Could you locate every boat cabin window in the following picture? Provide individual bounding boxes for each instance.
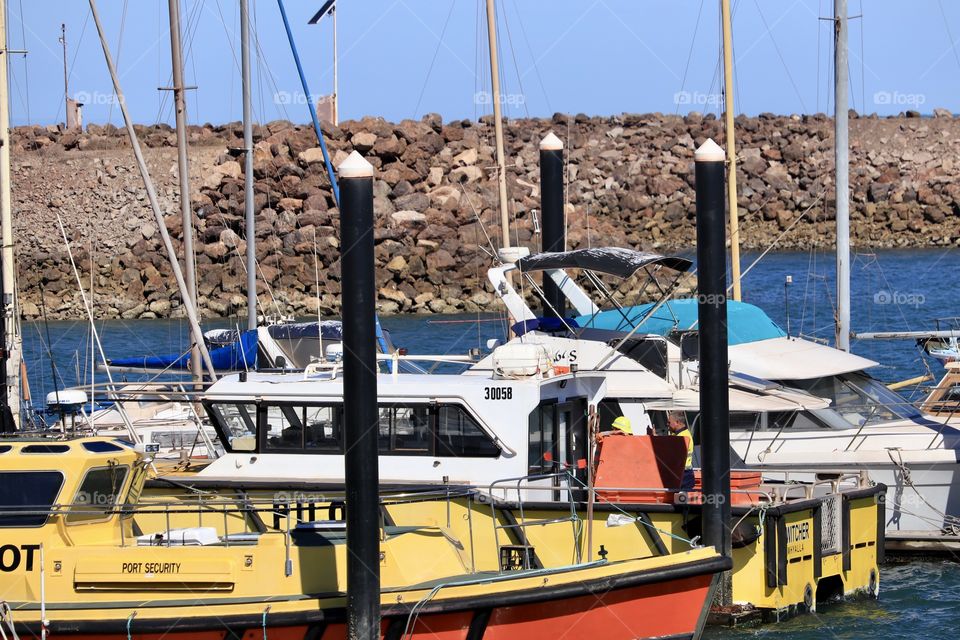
[436,405,499,457]
[788,372,922,428]
[207,400,499,458]
[207,402,257,451]
[379,405,431,454]
[657,410,830,432]
[528,402,558,474]
[67,465,129,523]
[264,405,342,452]
[0,471,64,527]
[149,430,194,451]
[528,398,590,487]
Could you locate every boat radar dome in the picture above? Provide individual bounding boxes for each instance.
[694,138,725,162]
[45,389,88,409]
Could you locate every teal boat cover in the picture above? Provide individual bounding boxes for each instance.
[575,299,786,346]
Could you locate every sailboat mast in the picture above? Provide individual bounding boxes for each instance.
[484,0,511,249]
[88,0,217,379]
[332,4,338,126]
[721,0,742,301]
[0,0,20,428]
[834,0,850,351]
[167,0,202,383]
[61,24,68,107]
[240,0,256,331]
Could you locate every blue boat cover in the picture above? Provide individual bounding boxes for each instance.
[511,317,581,337]
[575,299,786,346]
[109,329,259,371]
[267,320,343,341]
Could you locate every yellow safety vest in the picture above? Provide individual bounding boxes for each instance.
[677,428,693,470]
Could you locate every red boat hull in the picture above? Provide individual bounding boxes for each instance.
[22,569,713,640]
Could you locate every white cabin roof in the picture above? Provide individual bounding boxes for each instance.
[204,370,603,402]
[729,337,877,381]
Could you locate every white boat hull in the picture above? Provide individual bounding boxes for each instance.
[726,421,960,547]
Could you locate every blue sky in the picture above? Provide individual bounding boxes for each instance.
[8,0,960,127]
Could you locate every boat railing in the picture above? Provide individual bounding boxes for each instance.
[486,472,582,571]
[748,469,871,500]
[302,352,478,381]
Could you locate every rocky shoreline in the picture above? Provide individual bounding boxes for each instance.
[10,111,960,320]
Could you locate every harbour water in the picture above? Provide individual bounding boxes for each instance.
[19,248,960,637]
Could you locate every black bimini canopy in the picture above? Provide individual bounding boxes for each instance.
[516,247,692,279]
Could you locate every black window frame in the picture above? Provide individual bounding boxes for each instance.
[0,470,65,528]
[260,402,345,454]
[378,403,434,456]
[67,464,130,524]
[204,400,258,452]
[207,399,500,458]
[434,404,501,458]
[528,399,559,475]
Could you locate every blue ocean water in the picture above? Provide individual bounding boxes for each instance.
[24,249,957,396]
[17,248,960,637]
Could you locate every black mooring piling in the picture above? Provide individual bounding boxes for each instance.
[338,150,381,640]
[539,131,566,318]
[694,139,732,560]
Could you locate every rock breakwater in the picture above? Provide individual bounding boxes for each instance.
[10,110,960,320]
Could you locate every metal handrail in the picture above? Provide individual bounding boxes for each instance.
[487,471,582,571]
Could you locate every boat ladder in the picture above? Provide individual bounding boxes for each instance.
[487,471,582,571]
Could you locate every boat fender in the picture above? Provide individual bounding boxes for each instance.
[731,521,762,549]
[681,516,760,549]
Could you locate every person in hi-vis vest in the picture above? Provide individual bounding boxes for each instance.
[668,412,695,491]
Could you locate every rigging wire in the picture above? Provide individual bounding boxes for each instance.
[860,0,872,111]
[11,0,29,124]
[732,0,744,118]
[473,0,482,122]
[153,0,204,125]
[751,0,807,112]
[249,10,290,123]
[253,0,265,125]
[675,0,705,116]
[412,0,456,119]
[499,0,530,119]
[936,0,960,74]
[212,0,239,120]
[510,0,551,114]
[816,0,822,113]
[52,6,90,125]
[107,0,129,124]
[709,4,723,122]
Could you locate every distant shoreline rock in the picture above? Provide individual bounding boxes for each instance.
[11,110,960,320]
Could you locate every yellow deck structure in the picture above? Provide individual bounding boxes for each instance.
[0,437,728,639]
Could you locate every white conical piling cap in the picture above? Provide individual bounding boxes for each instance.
[539,131,564,151]
[337,150,374,178]
[694,138,725,162]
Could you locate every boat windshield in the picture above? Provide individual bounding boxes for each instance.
[790,372,922,428]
